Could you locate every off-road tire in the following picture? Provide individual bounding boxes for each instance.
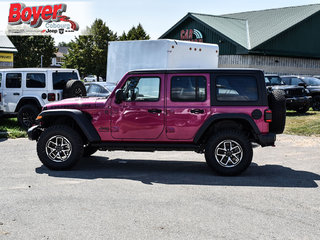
[17,104,39,129]
[83,146,98,157]
[63,80,86,99]
[312,95,320,111]
[37,125,84,170]
[205,129,253,176]
[268,90,286,134]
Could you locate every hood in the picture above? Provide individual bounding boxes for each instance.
[44,97,107,110]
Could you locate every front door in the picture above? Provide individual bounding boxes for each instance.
[166,73,211,140]
[110,74,165,140]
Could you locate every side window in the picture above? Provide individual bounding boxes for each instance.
[88,84,102,94]
[281,77,290,85]
[52,72,79,90]
[6,73,22,88]
[291,78,303,85]
[0,73,2,88]
[26,73,45,88]
[216,76,258,102]
[122,77,160,102]
[171,76,206,102]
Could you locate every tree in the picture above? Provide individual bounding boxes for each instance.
[120,23,150,41]
[9,36,56,67]
[63,19,117,79]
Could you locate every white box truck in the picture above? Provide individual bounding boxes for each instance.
[106,39,219,84]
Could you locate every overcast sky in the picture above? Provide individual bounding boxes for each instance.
[1,0,320,44]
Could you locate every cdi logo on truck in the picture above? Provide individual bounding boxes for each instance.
[8,2,79,34]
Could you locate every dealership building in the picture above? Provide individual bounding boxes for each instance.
[0,35,17,68]
[160,4,320,75]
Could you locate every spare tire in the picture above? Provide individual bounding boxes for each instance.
[268,90,286,134]
[63,80,87,99]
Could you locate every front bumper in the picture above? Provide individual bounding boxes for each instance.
[286,96,311,108]
[27,125,43,141]
[257,133,276,147]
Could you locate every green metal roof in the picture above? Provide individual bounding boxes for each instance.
[162,4,320,51]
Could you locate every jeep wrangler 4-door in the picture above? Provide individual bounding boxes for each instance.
[0,68,86,129]
[28,69,286,176]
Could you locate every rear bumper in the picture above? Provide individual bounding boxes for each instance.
[27,125,42,141]
[257,133,276,147]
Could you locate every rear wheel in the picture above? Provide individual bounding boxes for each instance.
[205,129,253,176]
[37,125,83,170]
[17,104,39,129]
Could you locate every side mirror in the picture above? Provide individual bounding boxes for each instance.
[298,82,307,88]
[115,89,124,104]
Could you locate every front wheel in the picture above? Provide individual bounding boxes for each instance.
[37,125,84,170]
[312,95,320,111]
[205,130,253,176]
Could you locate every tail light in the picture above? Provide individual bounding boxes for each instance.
[264,109,272,123]
[48,93,56,101]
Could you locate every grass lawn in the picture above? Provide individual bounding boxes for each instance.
[284,110,320,137]
[0,118,27,139]
[0,110,320,139]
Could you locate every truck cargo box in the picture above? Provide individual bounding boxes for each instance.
[106,39,219,84]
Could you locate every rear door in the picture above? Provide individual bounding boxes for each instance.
[3,72,23,112]
[166,73,211,140]
[24,71,47,106]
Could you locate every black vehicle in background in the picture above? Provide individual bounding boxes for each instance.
[281,76,320,111]
[265,74,311,113]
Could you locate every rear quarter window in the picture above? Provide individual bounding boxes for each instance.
[215,75,258,102]
[26,73,45,88]
[52,72,79,90]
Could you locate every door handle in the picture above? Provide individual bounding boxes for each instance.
[190,109,205,114]
[13,93,20,96]
[148,109,162,114]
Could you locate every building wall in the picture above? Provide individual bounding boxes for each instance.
[219,55,320,75]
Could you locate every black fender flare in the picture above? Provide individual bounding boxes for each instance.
[38,109,101,142]
[193,113,261,144]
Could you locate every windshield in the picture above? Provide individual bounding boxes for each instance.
[302,77,320,86]
[265,76,284,85]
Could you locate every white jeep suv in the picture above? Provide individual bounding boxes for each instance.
[0,68,86,129]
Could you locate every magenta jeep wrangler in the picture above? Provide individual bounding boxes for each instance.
[28,69,286,175]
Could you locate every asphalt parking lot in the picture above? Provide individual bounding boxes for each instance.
[0,135,320,240]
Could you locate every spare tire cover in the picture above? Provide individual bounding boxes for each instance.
[63,80,87,99]
[268,89,286,134]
